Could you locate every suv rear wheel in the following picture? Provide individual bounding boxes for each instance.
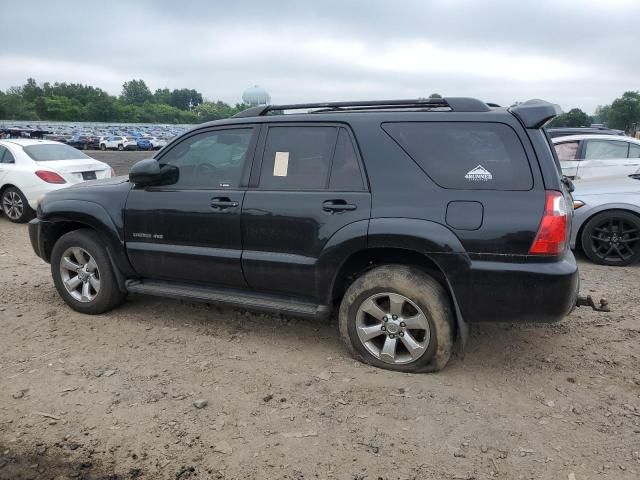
[339,265,454,372]
[51,229,125,314]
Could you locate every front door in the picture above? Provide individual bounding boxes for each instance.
[241,125,371,300]
[124,126,258,287]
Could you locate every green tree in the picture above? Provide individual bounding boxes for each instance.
[169,88,203,110]
[195,101,248,122]
[153,88,171,104]
[35,96,83,121]
[428,93,443,99]
[548,108,591,127]
[22,78,43,103]
[0,88,38,120]
[606,91,640,132]
[121,79,153,105]
[593,105,611,125]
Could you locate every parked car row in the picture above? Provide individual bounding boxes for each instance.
[0,139,114,222]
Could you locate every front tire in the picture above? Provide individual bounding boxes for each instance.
[339,265,454,373]
[1,187,35,223]
[51,229,126,314]
[100,144,106,151]
[580,210,640,266]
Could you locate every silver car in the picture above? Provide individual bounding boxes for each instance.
[554,134,640,180]
[571,174,640,266]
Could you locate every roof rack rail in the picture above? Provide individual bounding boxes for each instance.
[232,97,491,118]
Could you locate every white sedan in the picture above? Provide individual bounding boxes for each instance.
[0,139,114,223]
[553,134,640,180]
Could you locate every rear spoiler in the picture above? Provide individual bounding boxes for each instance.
[509,99,563,129]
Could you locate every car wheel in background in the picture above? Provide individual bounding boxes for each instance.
[338,265,454,373]
[51,229,126,314]
[117,144,124,151]
[1,187,35,223]
[83,143,88,150]
[100,144,106,151]
[580,210,640,266]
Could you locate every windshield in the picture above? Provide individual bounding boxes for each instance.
[23,144,91,161]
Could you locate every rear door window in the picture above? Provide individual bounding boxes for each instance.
[629,144,640,158]
[259,126,337,190]
[584,139,629,160]
[329,128,364,191]
[382,122,532,190]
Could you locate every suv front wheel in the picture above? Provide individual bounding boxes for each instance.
[51,229,125,314]
[339,265,454,373]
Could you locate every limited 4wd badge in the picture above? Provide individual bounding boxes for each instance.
[465,165,493,182]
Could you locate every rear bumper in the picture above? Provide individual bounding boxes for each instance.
[454,250,579,323]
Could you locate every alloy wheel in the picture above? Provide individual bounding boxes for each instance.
[59,247,101,302]
[355,292,431,365]
[589,216,640,264]
[2,191,24,221]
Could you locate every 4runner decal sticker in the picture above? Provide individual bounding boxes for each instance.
[465,165,493,182]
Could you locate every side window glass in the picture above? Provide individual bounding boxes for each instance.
[259,126,336,190]
[554,141,579,161]
[628,144,640,159]
[584,140,629,160]
[329,129,364,190]
[0,146,15,164]
[158,128,254,188]
[382,122,532,191]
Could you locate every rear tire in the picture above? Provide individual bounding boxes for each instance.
[1,187,35,223]
[580,210,640,266]
[339,265,454,373]
[117,144,124,151]
[100,144,106,151]
[51,229,126,314]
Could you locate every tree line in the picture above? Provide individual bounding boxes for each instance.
[541,91,640,132]
[0,78,250,124]
[1,78,639,131]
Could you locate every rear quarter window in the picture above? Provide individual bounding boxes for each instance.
[382,122,533,190]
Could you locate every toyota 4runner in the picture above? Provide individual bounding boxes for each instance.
[29,98,579,372]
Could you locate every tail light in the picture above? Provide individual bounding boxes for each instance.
[110,167,116,177]
[35,170,66,184]
[529,190,568,255]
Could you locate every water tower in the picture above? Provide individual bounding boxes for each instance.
[242,85,271,106]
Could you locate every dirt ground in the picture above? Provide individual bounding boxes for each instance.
[0,155,639,479]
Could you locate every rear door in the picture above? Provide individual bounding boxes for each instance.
[124,126,258,286]
[241,124,370,299]
[577,139,639,179]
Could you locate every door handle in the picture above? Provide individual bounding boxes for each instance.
[322,200,357,213]
[210,197,239,209]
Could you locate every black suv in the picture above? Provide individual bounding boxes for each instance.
[29,98,579,372]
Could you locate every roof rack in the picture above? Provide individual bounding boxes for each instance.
[232,97,492,118]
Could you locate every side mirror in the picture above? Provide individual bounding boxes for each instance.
[129,158,179,187]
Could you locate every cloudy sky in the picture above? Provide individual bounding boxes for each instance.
[1,0,638,113]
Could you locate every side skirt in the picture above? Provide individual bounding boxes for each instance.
[125,279,331,320]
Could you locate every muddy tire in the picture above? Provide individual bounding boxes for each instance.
[339,265,454,373]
